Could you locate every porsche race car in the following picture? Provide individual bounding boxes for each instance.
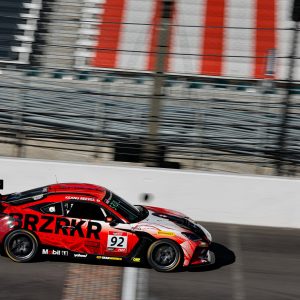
[0,183,213,272]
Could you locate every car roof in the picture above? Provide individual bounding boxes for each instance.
[2,183,107,205]
[49,183,106,194]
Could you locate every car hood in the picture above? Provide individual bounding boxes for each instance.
[133,205,211,242]
[144,205,189,219]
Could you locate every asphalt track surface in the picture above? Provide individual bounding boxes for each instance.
[0,222,300,300]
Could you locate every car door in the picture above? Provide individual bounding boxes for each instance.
[99,207,140,259]
[61,200,105,255]
[26,199,64,248]
[61,200,138,258]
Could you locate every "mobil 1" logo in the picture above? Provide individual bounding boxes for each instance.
[42,249,68,256]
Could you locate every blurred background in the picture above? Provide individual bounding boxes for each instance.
[0,1,300,300]
[0,0,299,177]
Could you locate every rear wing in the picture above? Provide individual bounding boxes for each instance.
[0,180,10,206]
[0,181,10,212]
[0,194,9,212]
[0,179,2,204]
[0,193,6,213]
[0,179,4,202]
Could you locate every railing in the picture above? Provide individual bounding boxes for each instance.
[0,69,299,176]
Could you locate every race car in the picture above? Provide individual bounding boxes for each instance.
[0,183,213,272]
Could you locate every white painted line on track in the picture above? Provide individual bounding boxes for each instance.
[229,225,246,300]
[136,268,149,300]
[121,267,138,300]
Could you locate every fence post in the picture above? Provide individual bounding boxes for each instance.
[15,75,26,157]
[93,100,104,159]
[276,22,299,175]
[147,0,174,166]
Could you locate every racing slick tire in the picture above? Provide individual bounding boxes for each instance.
[4,230,39,263]
[147,239,183,272]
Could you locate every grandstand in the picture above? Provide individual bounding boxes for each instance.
[0,0,42,64]
[0,0,297,78]
[0,0,299,176]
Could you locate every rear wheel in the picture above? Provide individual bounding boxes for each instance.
[4,230,38,262]
[147,239,182,272]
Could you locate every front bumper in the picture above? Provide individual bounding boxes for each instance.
[189,248,215,266]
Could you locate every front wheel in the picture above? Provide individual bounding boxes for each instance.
[147,239,182,272]
[4,230,38,262]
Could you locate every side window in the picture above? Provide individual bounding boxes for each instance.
[41,203,63,215]
[100,206,122,223]
[63,201,106,221]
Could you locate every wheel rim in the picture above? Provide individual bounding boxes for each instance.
[152,243,179,269]
[8,234,35,260]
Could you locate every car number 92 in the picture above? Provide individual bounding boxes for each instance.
[107,234,128,249]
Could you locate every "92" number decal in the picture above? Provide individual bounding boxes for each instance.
[107,234,128,249]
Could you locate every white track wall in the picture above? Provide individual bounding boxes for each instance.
[0,157,299,228]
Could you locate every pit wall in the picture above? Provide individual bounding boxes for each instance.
[0,157,299,229]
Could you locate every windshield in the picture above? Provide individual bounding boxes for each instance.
[103,190,141,223]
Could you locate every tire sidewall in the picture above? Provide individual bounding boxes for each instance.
[147,239,183,272]
[4,229,38,263]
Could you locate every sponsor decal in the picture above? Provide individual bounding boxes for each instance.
[85,241,100,248]
[134,225,157,231]
[33,194,43,201]
[132,257,141,263]
[65,196,95,202]
[107,232,128,251]
[157,230,175,236]
[133,226,142,231]
[9,213,102,240]
[42,249,68,256]
[113,248,126,253]
[103,194,112,205]
[74,253,88,258]
[96,256,122,261]
[48,206,56,213]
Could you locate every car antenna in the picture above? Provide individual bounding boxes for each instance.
[55,175,59,184]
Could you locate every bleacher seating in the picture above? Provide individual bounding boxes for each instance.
[0,0,298,81]
[0,0,42,64]
[74,0,296,81]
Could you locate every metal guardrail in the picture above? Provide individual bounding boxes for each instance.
[0,69,299,175]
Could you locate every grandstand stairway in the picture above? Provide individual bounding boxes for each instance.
[32,0,82,68]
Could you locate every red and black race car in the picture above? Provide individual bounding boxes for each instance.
[0,183,213,272]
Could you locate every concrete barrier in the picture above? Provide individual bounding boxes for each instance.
[0,157,299,228]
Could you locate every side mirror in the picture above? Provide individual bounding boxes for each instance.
[106,217,118,227]
[110,219,118,227]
